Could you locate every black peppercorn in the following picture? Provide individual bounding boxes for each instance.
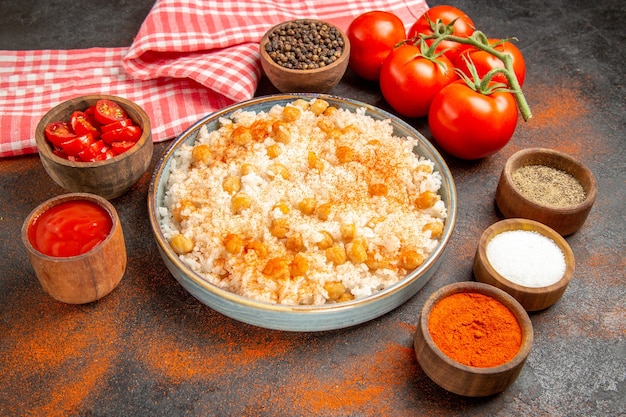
[264,20,345,70]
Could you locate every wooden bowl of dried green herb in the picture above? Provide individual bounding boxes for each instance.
[495,148,597,236]
[260,19,350,93]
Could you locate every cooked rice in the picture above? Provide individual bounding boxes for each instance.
[159,98,447,305]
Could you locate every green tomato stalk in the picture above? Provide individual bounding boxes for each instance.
[416,21,532,121]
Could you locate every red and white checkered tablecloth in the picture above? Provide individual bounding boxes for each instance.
[0,0,428,158]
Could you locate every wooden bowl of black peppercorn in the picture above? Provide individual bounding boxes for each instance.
[260,19,350,93]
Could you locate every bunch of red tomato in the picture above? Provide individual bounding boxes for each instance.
[347,5,528,160]
[44,99,142,162]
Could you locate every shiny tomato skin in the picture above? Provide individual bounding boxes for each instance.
[408,5,475,62]
[428,80,518,160]
[59,133,96,157]
[101,118,133,133]
[44,121,77,147]
[347,11,407,81]
[70,111,100,138]
[380,44,457,118]
[94,99,128,125]
[101,125,142,145]
[110,141,137,155]
[454,38,526,86]
[77,139,106,162]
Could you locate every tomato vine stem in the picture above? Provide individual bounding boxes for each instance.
[414,26,532,121]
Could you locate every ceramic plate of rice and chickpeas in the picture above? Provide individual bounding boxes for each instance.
[148,94,457,331]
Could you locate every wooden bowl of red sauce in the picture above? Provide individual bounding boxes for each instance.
[35,95,153,200]
[495,148,597,236]
[21,193,127,304]
[414,282,533,397]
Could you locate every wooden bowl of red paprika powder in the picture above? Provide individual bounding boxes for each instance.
[414,282,533,397]
[21,193,127,304]
[495,148,597,236]
[35,94,153,200]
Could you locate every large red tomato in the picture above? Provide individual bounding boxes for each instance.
[346,11,407,81]
[454,38,526,86]
[408,5,475,62]
[380,44,457,118]
[428,80,518,160]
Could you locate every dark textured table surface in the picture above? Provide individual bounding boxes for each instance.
[1,1,624,416]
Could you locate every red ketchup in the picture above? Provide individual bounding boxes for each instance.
[28,200,113,257]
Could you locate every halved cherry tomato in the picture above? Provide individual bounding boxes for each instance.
[77,139,106,162]
[101,118,134,133]
[70,111,100,138]
[60,133,96,157]
[94,99,128,125]
[101,125,142,144]
[110,141,137,155]
[44,121,77,147]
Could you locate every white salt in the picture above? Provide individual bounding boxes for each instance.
[486,230,566,288]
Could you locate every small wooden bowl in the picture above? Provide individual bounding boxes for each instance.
[21,193,127,304]
[260,19,350,93]
[35,95,153,200]
[473,218,575,311]
[414,282,533,397]
[495,148,597,235]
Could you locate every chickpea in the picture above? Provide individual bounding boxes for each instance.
[222,175,241,194]
[340,223,356,241]
[262,257,290,280]
[172,199,196,223]
[272,120,291,144]
[245,240,268,258]
[365,251,389,271]
[290,253,309,277]
[240,163,257,175]
[191,144,212,164]
[414,190,440,209]
[270,218,289,238]
[316,231,334,250]
[266,144,282,159]
[273,201,290,214]
[291,99,310,110]
[347,237,368,264]
[368,183,388,197]
[286,232,305,252]
[423,220,444,238]
[223,233,243,254]
[324,281,347,302]
[270,163,290,180]
[398,249,424,270]
[307,151,324,171]
[232,125,252,146]
[317,119,335,134]
[282,105,302,122]
[310,99,329,116]
[367,139,381,147]
[170,234,194,255]
[231,192,251,213]
[250,119,270,141]
[315,202,332,220]
[322,106,337,116]
[336,146,354,163]
[325,244,347,266]
[415,164,433,174]
[298,197,317,215]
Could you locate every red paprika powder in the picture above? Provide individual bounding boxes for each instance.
[428,292,522,368]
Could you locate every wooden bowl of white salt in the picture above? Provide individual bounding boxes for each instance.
[495,148,597,236]
[473,218,575,311]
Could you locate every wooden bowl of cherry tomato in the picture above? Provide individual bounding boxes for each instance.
[35,95,153,200]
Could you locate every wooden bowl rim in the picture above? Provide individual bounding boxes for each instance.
[259,18,351,76]
[35,94,151,168]
[21,192,120,261]
[419,281,533,374]
[476,218,575,294]
[502,147,598,214]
